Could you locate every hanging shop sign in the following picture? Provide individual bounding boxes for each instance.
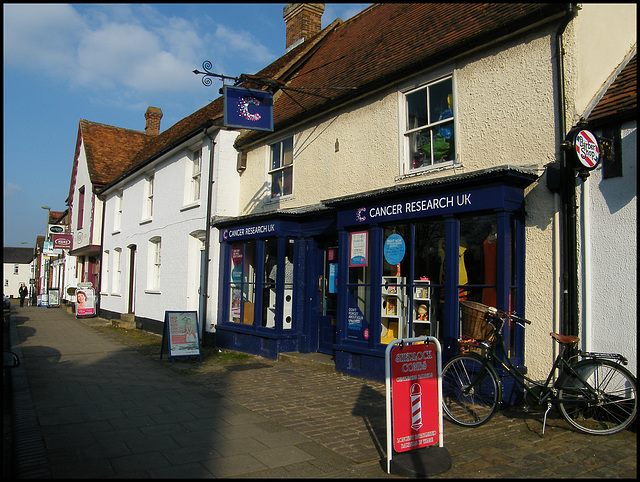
[52,233,73,250]
[48,224,66,235]
[565,127,601,171]
[223,86,274,131]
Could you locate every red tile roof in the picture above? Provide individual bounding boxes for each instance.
[79,120,150,186]
[588,54,636,126]
[236,3,568,147]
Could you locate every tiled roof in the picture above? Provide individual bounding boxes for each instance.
[588,54,637,126]
[79,120,151,186]
[3,247,35,264]
[236,3,568,146]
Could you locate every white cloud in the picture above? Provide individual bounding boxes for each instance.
[2,4,275,94]
[3,183,22,198]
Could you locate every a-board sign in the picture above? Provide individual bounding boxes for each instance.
[75,287,96,317]
[390,342,439,452]
[161,311,202,362]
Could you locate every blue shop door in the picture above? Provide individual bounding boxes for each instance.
[313,238,338,354]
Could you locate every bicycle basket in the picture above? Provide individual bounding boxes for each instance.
[460,301,495,342]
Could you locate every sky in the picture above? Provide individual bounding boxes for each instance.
[3,3,370,249]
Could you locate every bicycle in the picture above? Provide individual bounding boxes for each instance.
[441,302,637,435]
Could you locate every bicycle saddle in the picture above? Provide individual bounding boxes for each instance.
[550,332,580,344]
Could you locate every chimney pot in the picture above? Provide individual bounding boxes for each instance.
[283,3,324,51]
[145,106,163,136]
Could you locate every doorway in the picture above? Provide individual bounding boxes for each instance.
[315,237,338,354]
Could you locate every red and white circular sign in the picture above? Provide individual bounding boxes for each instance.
[573,129,601,170]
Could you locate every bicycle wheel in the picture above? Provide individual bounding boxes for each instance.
[441,354,501,427]
[557,359,637,435]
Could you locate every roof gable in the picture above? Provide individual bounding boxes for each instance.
[588,53,637,126]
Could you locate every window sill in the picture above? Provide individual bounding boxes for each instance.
[180,200,201,212]
[396,161,460,182]
[264,194,295,205]
[145,289,161,294]
[111,229,121,235]
[140,217,152,225]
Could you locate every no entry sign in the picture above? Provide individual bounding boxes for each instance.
[390,342,439,452]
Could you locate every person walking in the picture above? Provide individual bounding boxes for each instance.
[19,283,28,307]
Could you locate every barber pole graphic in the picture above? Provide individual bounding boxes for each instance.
[410,383,423,431]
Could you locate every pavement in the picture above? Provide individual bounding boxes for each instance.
[5,305,637,478]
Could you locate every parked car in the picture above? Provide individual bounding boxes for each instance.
[3,294,10,310]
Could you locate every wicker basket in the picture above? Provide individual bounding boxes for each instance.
[460,301,495,342]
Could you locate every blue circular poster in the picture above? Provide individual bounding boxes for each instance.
[384,234,406,265]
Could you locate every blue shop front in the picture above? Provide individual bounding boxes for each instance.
[214,167,537,387]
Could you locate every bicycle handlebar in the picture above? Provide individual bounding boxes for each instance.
[487,307,532,325]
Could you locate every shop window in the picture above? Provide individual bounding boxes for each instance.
[347,230,371,342]
[262,238,295,329]
[229,241,256,324]
[404,76,455,171]
[269,136,293,199]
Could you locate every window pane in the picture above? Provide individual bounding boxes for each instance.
[407,89,427,129]
[434,122,454,163]
[282,137,293,166]
[282,167,292,196]
[271,171,282,198]
[429,78,453,124]
[271,142,281,170]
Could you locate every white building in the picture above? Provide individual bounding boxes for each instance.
[98,100,241,340]
[3,247,34,303]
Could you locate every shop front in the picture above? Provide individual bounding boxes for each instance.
[214,167,538,386]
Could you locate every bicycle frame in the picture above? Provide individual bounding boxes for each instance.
[479,313,605,410]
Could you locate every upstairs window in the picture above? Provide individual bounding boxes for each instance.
[144,174,154,219]
[77,186,85,229]
[404,76,455,171]
[269,136,293,199]
[113,191,122,232]
[189,147,202,203]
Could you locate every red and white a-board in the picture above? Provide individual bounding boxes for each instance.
[385,336,449,476]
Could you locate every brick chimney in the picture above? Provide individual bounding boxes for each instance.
[145,106,163,136]
[283,3,324,51]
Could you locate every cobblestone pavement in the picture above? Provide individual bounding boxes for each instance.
[7,306,637,478]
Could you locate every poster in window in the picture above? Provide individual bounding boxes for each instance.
[349,231,368,267]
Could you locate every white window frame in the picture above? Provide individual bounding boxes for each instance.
[113,191,122,233]
[190,147,202,203]
[143,174,154,221]
[112,248,122,294]
[268,136,294,200]
[102,250,110,294]
[147,237,161,292]
[401,74,456,175]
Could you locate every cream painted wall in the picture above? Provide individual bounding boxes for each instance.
[235,8,634,379]
[573,4,637,118]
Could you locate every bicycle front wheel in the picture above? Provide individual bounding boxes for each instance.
[557,359,637,435]
[442,354,501,427]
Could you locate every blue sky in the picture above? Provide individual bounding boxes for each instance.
[3,3,369,248]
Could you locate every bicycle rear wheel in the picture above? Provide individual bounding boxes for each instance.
[442,354,501,427]
[557,359,637,435]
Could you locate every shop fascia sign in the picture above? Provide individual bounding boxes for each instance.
[221,220,282,242]
[338,185,519,227]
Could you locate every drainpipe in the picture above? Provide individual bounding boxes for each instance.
[580,181,591,352]
[555,4,579,348]
[202,128,216,344]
